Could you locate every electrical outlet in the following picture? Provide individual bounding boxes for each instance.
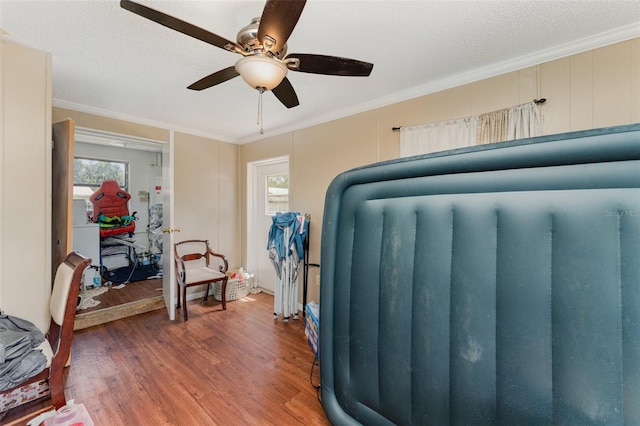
[316,274,320,286]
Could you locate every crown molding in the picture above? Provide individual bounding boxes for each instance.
[75,126,166,152]
[53,99,236,144]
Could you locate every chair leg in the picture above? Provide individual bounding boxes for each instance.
[176,283,182,308]
[221,278,227,310]
[202,283,209,303]
[49,372,66,409]
[183,287,188,321]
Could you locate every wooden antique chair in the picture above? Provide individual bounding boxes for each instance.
[174,240,229,321]
[0,252,91,416]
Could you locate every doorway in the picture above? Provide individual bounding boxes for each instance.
[70,128,169,328]
[247,156,290,294]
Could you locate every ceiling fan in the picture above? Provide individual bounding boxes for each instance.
[120,0,374,110]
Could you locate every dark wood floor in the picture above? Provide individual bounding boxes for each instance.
[74,278,166,330]
[4,293,328,425]
[77,278,163,314]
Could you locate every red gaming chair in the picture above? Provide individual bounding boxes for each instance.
[89,180,136,237]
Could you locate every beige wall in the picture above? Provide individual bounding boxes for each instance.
[240,38,640,304]
[1,40,52,331]
[173,131,240,266]
[291,111,379,273]
[541,40,640,133]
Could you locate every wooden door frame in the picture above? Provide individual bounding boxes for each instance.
[246,155,289,292]
[52,119,74,284]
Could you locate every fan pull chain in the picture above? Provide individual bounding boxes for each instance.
[257,87,265,135]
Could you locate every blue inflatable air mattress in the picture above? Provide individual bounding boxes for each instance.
[320,124,640,425]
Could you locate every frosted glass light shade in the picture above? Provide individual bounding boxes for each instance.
[235,56,288,91]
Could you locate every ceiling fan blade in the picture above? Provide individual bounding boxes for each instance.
[120,0,242,53]
[286,53,373,76]
[271,77,299,109]
[187,67,240,91]
[257,0,306,53]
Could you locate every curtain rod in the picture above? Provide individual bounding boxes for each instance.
[392,98,547,131]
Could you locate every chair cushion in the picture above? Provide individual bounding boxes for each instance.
[183,266,225,285]
[36,340,53,367]
[50,263,74,327]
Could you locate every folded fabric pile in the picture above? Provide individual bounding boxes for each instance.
[0,313,47,391]
[97,212,137,228]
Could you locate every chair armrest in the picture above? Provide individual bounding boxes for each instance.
[206,249,229,274]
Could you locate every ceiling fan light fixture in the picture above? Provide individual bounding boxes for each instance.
[235,55,288,91]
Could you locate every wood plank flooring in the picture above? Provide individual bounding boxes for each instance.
[74,279,165,330]
[3,293,328,425]
[78,278,163,314]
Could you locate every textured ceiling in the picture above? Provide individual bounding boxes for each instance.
[1,0,639,143]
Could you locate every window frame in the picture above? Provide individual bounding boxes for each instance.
[265,172,289,216]
[73,156,130,191]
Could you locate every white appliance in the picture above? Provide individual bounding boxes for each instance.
[72,199,100,286]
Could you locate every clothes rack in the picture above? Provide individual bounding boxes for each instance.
[302,216,319,310]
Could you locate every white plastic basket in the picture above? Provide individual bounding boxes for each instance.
[212,274,253,301]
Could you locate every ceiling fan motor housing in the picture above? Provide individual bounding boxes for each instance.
[237,17,287,58]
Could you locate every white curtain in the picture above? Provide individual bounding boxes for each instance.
[507,101,542,140]
[400,117,477,157]
[400,101,542,157]
[477,108,509,145]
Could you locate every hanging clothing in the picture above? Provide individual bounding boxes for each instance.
[267,212,308,321]
[267,212,305,260]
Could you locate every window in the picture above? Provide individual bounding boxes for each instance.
[266,173,289,215]
[74,157,128,189]
[73,157,129,214]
